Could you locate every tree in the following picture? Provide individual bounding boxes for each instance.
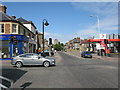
[52,43,65,51]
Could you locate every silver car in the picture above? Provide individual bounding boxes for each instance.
[11,53,55,68]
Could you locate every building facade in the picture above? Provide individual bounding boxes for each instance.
[80,34,120,55]
[0,4,39,60]
[54,39,59,45]
[65,37,81,51]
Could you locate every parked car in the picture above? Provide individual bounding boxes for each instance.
[11,53,56,68]
[41,50,54,57]
[81,51,92,58]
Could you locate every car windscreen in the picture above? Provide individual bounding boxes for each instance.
[19,54,33,58]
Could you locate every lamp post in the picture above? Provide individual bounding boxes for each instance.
[90,15,100,36]
[42,19,49,56]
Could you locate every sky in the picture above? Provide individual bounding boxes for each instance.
[2,2,118,44]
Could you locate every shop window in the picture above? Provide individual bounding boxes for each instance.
[12,24,17,33]
[0,41,10,58]
[0,24,4,33]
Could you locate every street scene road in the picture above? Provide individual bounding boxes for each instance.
[0,2,119,90]
[1,52,118,89]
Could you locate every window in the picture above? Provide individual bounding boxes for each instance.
[24,29,26,35]
[20,54,33,58]
[25,54,33,58]
[0,41,10,58]
[0,24,4,33]
[33,55,38,58]
[12,24,17,33]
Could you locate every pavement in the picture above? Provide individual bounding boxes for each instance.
[63,50,118,61]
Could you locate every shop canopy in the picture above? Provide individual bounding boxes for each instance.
[80,39,120,44]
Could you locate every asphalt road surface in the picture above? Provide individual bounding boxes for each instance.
[1,52,118,89]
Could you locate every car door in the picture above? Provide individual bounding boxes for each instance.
[22,54,34,65]
[33,54,43,65]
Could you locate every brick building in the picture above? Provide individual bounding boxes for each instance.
[0,4,41,60]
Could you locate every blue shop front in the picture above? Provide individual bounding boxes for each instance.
[0,34,29,60]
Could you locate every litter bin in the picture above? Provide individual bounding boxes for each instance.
[106,49,110,57]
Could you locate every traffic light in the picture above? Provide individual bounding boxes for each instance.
[10,37,14,43]
[10,36,17,43]
[49,38,52,45]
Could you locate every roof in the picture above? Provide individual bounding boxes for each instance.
[0,12,18,22]
[0,4,7,9]
[17,17,37,29]
[0,12,35,35]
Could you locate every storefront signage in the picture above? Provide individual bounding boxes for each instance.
[99,34,106,39]
[29,39,37,44]
[0,35,29,41]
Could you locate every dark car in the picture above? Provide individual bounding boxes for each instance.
[41,50,54,57]
[81,51,92,58]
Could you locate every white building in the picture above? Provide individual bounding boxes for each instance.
[17,17,38,52]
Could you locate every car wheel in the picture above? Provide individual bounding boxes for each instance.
[43,61,50,67]
[16,62,22,68]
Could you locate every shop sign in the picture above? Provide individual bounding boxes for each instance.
[0,36,9,40]
[99,34,106,39]
[0,35,28,41]
[29,39,37,44]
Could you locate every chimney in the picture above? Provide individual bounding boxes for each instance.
[11,16,16,19]
[0,4,7,13]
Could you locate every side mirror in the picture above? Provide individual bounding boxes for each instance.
[38,57,41,59]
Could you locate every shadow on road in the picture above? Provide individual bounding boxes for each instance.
[1,68,27,88]
[20,82,32,90]
[18,65,56,68]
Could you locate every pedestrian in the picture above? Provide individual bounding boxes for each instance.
[51,50,54,56]
[97,50,100,56]
[55,50,57,54]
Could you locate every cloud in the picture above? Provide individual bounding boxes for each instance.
[76,26,99,39]
[75,16,118,39]
[72,2,118,17]
[1,0,119,2]
[72,2,118,38]
[75,0,117,1]
[44,32,64,43]
[44,32,78,44]
[102,26,118,31]
[42,2,118,44]
[45,32,62,37]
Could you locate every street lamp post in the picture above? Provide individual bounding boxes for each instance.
[90,15,101,55]
[42,19,49,56]
[90,15,100,36]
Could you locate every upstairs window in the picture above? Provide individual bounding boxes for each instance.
[12,24,17,33]
[0,24,4,33]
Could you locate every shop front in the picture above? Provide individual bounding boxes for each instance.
[80,39,120,56]
[0,34,29,60]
